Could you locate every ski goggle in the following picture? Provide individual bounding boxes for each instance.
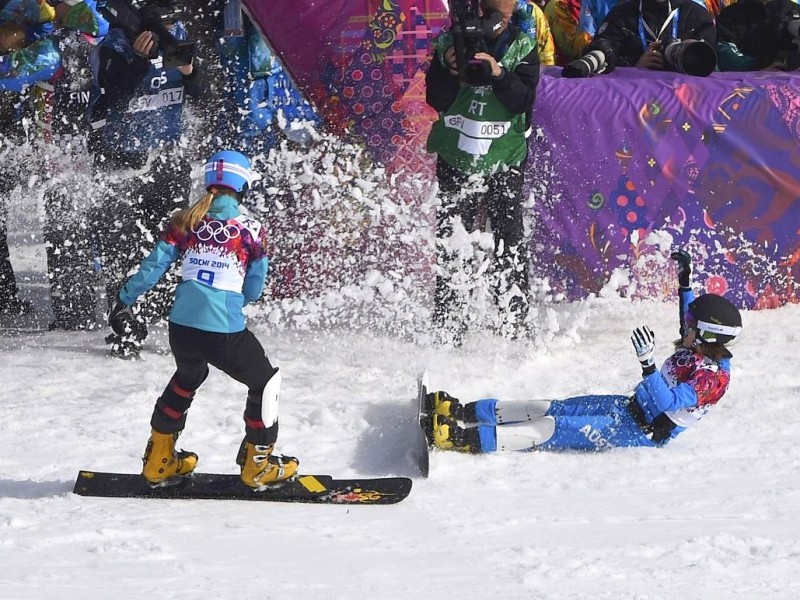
[684,309,742,342]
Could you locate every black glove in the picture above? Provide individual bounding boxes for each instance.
[108,298,137,337]
[670,249,692,289]
[631,326,657,376]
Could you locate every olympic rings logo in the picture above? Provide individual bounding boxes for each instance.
[192,220,241,244]
[673,348,696,369]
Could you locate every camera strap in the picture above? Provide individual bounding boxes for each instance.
[638,0,679,50]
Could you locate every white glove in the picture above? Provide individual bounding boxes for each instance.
[631,326,656,374]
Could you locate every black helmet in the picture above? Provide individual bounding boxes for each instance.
[686,294,743,345]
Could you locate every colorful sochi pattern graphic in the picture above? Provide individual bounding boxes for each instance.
[527,67,800,309]
[164,216,266,293]
[661,348,730,409]
[245,0,449,176]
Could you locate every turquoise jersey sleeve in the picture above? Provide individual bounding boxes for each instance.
[242,256,268,304]
[119,240,179,305]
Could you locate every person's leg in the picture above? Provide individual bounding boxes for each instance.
[0,201,21,310]
[486,166,529,337]
[467,398,555,453]
[431,394,551,424]
[545,394,625,417]
[472,396,640,453]
[433,395,647,453]
[536,395,656,451]
[0,179,31,315]
[98,169,152,355]
[433,157,481,340]
[44,186,98,329]
[141,322,209,485]
[149,323,211,434]
[203,328,299,488]
[99,172,141,306]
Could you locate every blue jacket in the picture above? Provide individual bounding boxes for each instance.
[119,193,269,333]
[633,288,732,441]
[88,26,204,156]
[0,38,60,92]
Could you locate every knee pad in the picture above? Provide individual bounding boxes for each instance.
[261,368,281,427]
[495,400,551,424]
[495,416,556,451]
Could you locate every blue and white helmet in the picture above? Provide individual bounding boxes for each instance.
[204,150,255,194]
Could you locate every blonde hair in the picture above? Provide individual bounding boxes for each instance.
[171,190,215,234]
[171,187,245,233]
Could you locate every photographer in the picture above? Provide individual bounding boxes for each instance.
[426,0,540,343]
[87,0,206,357]
[565,0,716,76]
[716,0,800,71]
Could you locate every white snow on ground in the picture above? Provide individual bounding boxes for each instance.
[2,131,799,598]
[2,228,799,598]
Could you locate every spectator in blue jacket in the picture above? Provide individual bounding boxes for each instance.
[108,150,300,490]
[427,251,743,453]
[87,2,206,356]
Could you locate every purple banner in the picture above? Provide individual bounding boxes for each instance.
[528,67,800,309]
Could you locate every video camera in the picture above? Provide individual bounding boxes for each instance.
[658,37,716,77]
[450,0,504,86]
[97,0,195,68]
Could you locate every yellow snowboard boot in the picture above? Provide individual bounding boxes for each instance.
[429,391,464,419]
[237,440,299,490]
[432,415,474,453]
[141,429,198,487]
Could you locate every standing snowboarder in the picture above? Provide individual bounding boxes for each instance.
[109,150,299,489]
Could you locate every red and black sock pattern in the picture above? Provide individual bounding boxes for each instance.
[243,391,279,446]
[150,376,198,434]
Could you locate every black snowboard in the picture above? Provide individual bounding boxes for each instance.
[411,371,432,477]
[73,470,412,505]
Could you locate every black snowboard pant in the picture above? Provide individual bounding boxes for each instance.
[152,322,280,447]
[433,156,530,335]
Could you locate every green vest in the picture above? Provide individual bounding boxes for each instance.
[426,33,536,175]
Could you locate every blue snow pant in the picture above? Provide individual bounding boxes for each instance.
[473,395,660,452]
